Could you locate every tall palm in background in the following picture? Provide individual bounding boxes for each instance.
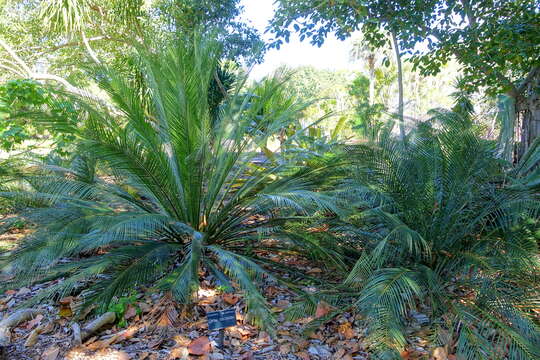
[0,37,340,329]
[289,112,540,359]
[350,36,379,107]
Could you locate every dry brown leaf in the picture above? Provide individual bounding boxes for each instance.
[24,323,46,347]
[239,351,254,360]
[59,305,73,318]
[297,339,310,350]
[333,348,346,359]
[315,301,332,318]
[157,311,173,327]
[188,336,211,355]
[41,346,60,360]
[338,322,355,339]
[348,342,360,353]
[168,346,189,359]
[25,314,43,329]
[296,351,310,360]
[199,296,217,305]
[265,286,280,297]
[255,331,271,344]
[400,350,412,359]
[59,296,74,305]
[228,325,253,340]
[432,347,448,360]
[124,304,137,320]
[223,293,240,305]
[279,344,291,354]
[149,338,164,349]
[173,334,191,346]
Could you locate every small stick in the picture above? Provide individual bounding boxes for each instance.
[0,309,42,359]
[217,329,225,349]
[24,323,47,347]
[80,312,116,342]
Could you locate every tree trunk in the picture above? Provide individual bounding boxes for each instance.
[516,72,540,159]
[497,94,516,162]
[391,31,405,140]
[368,56,375,106]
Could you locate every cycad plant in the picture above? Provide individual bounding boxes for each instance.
[291,112,540,359]
[0,38,339,328]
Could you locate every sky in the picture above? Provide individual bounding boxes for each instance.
[240,0,357,79]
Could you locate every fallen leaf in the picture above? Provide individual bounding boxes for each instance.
[173,334,191,346]
[223,293,239,305]
[265,286,280,297]
[306,268,322,274]
[59,305,72,318]
[157,311,173,327]
[26,314,44,329]
[188,336,211,356]
[168,346,189,359]
[279,344,291,354]
[239,351,254,360]
[333,348,346,359]
[315,301,332,318]
[338,322,354,339]
[401,350,411,359]
[41,346,60,360]
[59,296,74,305]
[255,331,271,344]
[124,304,137,319]
[228,325,253,339]
[296,351,310,360]
[5,289,16,295]
[433,347,448,360]
[349,342,360,353]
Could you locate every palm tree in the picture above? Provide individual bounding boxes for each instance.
[289,111,540,358]
[0,37,340,329]
[350,36,378,107]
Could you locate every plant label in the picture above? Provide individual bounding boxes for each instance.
[206,308,237,331]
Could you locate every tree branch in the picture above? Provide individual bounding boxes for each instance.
[44,36,106,54]
[81,32,102,64]
[0,64,25,77]
[516,66,540,95]
[0,38,32,74]
[0,37,112,108]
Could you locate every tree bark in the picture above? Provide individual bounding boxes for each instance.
[497,94,516,162]
[516,72,540,159]
[368,55,375,106]
[391,31,405,141]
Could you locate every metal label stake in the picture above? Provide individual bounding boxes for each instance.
[207,308,237,349]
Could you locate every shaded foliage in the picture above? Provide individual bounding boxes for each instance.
[288,113,540,359]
